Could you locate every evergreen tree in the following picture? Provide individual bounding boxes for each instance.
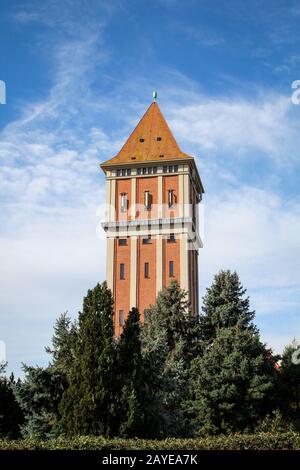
[280,340,300,413]
[60,282,117,436]
[0,363,23,439]
[45,312,77,377]
[188,327,278,435]
[187,271,278,435]
[141,281,201,437]
[200,270,256,343]
[16,312,77,438]
[17,366,65,438]
[116,308,144,437]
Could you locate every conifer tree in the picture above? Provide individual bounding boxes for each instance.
[17,366,65,438]
[280,340,300,412]
[188,327,277,435]
[60,282,117,436]
[46,312,77,377]
[200,270,256,343]
[116,307,144,437]
[16,313,77,438]
[187,270,278,435]
[0,364,23,438]
[0,363,23,439]
[141,281,201,437]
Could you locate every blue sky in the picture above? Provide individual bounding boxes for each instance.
[0,0,300,376]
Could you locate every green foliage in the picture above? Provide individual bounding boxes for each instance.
[188,327,278,435]
[116,308,145,437]
[0,433,299,450]
[255,409,297,433]
[45,312,77,377]
[141,280,201,438]
[0,364,23,439]
[200,270,256,343]
[187,271,279,435]
[16,312,77,438]
[60,282,117,436]
[16,366,65,438]
[7,270,298,441]
[280,340,300,412]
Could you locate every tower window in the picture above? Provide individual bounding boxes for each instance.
[117,169,121,176]
[120,193,127,212]
[139,138,145,142]
[119,310,125,326]
[159,154,164,158]
[169,261,174,277]
[163,166,167,173]
[137,168,141,175]
[174,165,178,172]
[144,191,151,210]
[167,234,176,243]
[127,168,131,176]
[153,167,157,174]
[142,167,147,175]
[118,238,127,246]
[143,236,152,244]
[121,169,126,176]
[168,189,175,208]
[120,263,125,280]
[144,262,150,278]
[157,137,162,141]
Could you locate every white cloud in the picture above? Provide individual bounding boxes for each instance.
[167,95,299,159]
[200,186,300,316]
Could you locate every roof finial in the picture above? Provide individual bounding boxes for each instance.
[152,90,157,102]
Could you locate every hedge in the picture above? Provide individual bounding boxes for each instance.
[0,433,299,450]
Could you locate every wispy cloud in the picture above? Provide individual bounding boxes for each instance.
[171,22,224,47]
[167,94,299,161]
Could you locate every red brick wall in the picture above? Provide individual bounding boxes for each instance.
[163,175,179,218]
[136,176,158,219]
[163,235,180,288]
[137,236,157,320]
[114,237,131,336]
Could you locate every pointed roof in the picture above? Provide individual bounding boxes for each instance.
[101,102,192,166]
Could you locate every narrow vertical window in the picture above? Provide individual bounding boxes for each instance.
[169,261,174,277]
[120,263,125,279]
[167,234,175,243]
[121,193,127,212]
[144,262,149,278]
[119,310,124,326]
[144,191,151,210]
[168,189,174,208]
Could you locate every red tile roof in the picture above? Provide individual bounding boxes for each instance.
[101,102,192,166]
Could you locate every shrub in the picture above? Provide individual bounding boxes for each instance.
[0,433,299,450]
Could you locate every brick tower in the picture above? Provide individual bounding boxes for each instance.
[101,94,204,336]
